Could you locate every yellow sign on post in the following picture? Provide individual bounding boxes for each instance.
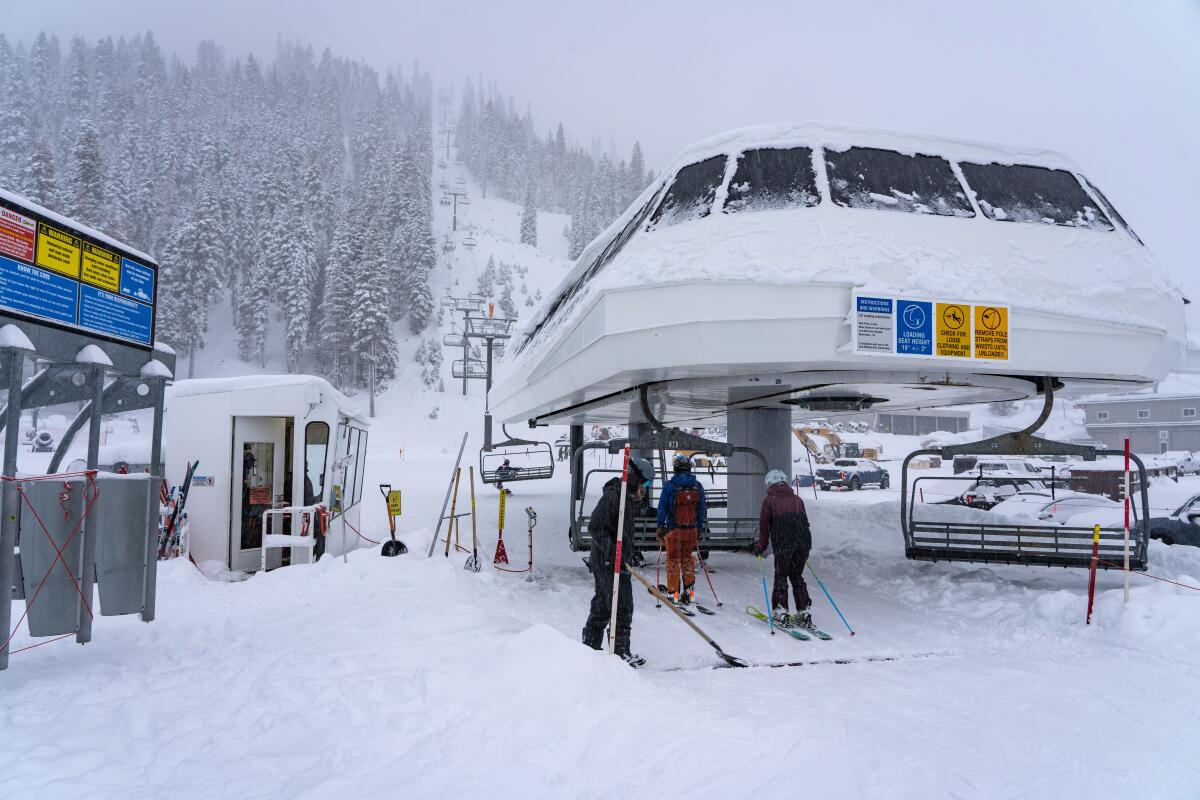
[386,489,402,517]
[498,489,507,529]
[35,222,81,278]
[973,305,1009,360]
[935,302,971,358]
[81,241,121,291]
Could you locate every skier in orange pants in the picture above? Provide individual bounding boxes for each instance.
[656,454,707,607]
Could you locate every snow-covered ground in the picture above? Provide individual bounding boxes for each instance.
[4,155,1200,800]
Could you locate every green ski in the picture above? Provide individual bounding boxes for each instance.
[746,606,810,641]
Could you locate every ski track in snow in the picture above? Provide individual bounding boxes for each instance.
[4,159,1200,800]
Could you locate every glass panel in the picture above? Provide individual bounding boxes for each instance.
[724,147,819,214]
[343,429,361,511]
[304,422,329,506]
[647,155,727,229]
[353,429,368,506]
[959,162,1113,231]
[825,147,974,217]
[1081,176,1142,244]
[240,442,274,550]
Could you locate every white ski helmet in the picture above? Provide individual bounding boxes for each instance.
[764,469,789,486]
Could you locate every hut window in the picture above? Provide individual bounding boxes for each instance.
[648,155,727,229]
[958,162,1113,231]
[825,146,974,217]
[724,147,820,214]
[304,422,329,505]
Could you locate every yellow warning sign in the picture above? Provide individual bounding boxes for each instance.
[974,305,1009,360]
[81,241,120,291]
[498,489,507,529]
[935,302,971,358]
[35,222,81,278]
[386,489,402,517]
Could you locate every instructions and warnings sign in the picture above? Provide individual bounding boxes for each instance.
[0,207,35,262]
[0,198,157,348]
[853,292,1009,362]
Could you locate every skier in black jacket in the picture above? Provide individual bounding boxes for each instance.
[582,455,653,666]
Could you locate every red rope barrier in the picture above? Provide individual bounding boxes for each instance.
[1097,560,1200,592]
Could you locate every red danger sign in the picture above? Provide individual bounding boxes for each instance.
[0,207,35,263]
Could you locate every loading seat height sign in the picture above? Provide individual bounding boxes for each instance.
[852,293,1008,362]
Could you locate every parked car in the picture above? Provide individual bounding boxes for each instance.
[1147,494,1200,547]
[1160,451,1200,477]
[990,490,1125,528]
[815,459,889,491]
[940,475,1046,510]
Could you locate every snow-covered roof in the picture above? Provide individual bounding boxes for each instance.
[0,187,156,265]
[663,121,1086,178]
[168,374,366,421]
[1077,373,1200,404]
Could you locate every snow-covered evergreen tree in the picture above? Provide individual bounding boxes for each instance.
[520,183,538,246]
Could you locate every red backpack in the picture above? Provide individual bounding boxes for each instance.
[674,485,701,528]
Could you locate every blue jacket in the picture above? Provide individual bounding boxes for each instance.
[657,473,707,529]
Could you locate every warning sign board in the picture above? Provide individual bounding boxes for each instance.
[0,196,158,349]
[81,241,121,292]
[935,302,971,358]
[35,222,81,278]
[974,305,1009,360]
[498,489,507,529]
[853,292,1009,363]
[0,207,35,262]
[386,490,402,517]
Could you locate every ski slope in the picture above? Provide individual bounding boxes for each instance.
[3,452,1199,799]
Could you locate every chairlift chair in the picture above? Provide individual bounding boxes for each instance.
[443,333,467,348]
[439,195,452,207]
[451,358,488,380]
[480,424,555,485]
[462,234,477,249]
[442,234,456,254]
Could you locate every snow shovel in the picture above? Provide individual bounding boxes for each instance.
[464,466,481,572]
[627,566,747,668]
[379,484,408,557]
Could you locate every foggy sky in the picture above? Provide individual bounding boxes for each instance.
[6,0,1199,313]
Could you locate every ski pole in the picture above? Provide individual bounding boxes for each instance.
[807,562,854,635]
[758,555,775,635]
[695,544,721,606]
[608,445,631,655]
[654,537,664,608]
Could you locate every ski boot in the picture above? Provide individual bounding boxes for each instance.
[618,651,646,668]
[793,610,814,630]
[772,608,794,628]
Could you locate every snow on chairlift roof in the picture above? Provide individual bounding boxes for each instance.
[490,122,1189,427]
[511,121,1181,368]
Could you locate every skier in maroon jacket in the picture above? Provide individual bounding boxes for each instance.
[754,470,814,627]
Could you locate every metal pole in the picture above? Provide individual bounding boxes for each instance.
[76,365,105,644]
[141,378,165,622]
[461,309,469,396]
[368,341,376,419]
[1123,438,1130,603]
[0,350,25,669]
[607,445,631,655]
[485,338,494,393]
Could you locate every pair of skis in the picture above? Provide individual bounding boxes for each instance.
[649,584,715,616]
[745,606,833,641]
[158,460,199,560]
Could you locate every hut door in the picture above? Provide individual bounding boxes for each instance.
[230,416,288,571]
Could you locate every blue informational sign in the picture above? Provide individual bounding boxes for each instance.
[856,296,893,315]
[79,285,153,346]
[119,257,155,304]
[895,299,933,356]
[0,254,79,326]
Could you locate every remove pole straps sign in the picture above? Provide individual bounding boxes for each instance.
[851,292,1009,362]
